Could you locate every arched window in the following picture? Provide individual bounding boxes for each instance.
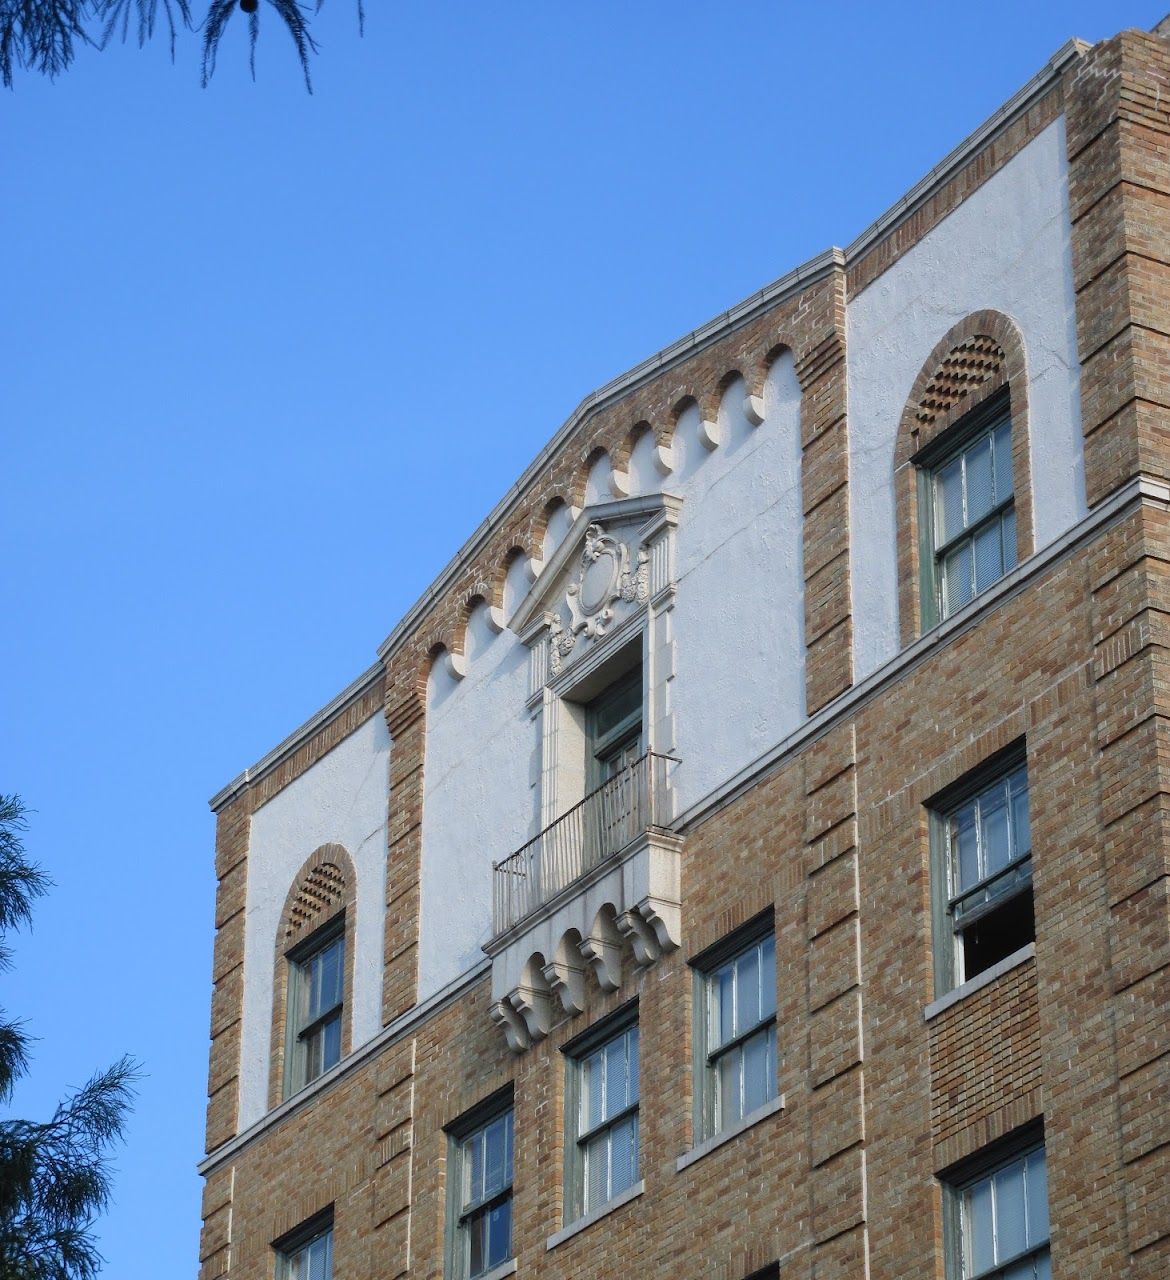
[895,312,1032,642]
[270,846,357,1106]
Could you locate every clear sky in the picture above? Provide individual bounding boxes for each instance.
[2,1,1163,1273]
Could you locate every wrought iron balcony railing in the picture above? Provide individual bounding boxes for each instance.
[492,751,673,936]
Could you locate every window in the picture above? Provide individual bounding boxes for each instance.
[284,920,344,1097]
[447,1099,514,1280]
[946,1141,1050,1279]
[933,757,1033,992]
[695,930,777,1138]
[585,665,643,787]
[920,393,1016,625]
[276,1216,333,1280]
[566,1015,639,1219]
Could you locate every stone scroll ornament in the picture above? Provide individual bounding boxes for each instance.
[548,523,649,675]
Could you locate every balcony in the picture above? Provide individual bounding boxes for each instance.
[485,752,683,1052]
[492,751,673,935]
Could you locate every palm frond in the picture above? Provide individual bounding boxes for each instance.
[0,0,90,90]
[93,0,193,59]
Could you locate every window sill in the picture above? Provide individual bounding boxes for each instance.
[545,1180,644,1251]
[924,942,1035,1021]
[472,1261,517,1280]
[675,1094,785,1173]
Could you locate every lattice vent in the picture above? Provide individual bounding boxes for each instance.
[284,863,346,941]
[916,335,1005,427]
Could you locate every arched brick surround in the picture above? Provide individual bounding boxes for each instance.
[268,843,358,1108]
[895,310,1032,645]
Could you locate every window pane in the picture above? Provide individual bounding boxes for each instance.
[994,421,1014,498]
[627,1026,639,1102]
[484,1117,506,1198]
[742,1028,772,1116]
[321,1013,341,1073]
[1032,1248,1052,1280]
[467,1211,486,1277]
[1025,1148,1049,1245]
[1002,504,1018,572]
[584,1130,609,1210]
[714,965,735,1048]
[718,1046,742,1127]
[610,1114,638,1197]
[467,1130,484,1206]
[995,1157,1028,1261]
[760,935,776,1019]
[980,786,1011,877]
[943,540,974,616]
[966,436,995,524]
[966,1177,995,1276]
[936,456,965,543]
[953,803,979,893]
[582,1050,603,1130]
[738,944,761,1030]
[486,1198,511,1270]
[605,1037,627,1118]
[313,1236,331,1280]
[973,519,1004,593]
[1011,778,1031,857]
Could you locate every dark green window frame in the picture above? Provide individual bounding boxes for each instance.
[562,1002,640,1223]
[274,1210,334,1280]
[917,390,1017,630]
[691,914,777,1141]
[941,1129,1049,1280]
[444,1088,514,1280]
[283,916,345,1099]
[584,665,643,791]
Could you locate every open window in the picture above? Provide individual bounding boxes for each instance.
[932,749,1034,993]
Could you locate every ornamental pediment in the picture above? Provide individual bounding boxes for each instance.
[510,493,681,686]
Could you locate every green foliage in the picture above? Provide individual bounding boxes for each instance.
[0,796,139,1280]
[0,0,353,90]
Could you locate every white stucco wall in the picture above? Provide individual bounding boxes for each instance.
[238,713,390,1130]
[415,356,805,1001]
[668,356,805,810]
[847,118,1085,680]
[418,604,535,999]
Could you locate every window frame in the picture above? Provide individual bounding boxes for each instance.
[942,1131,1050,1280]
[562,1003,640,1224]
[691,916,778,1142]
[283,915,346,1100]
[916,389,1016,630]
[274,1210,334,1280]
[929,747,1033,996]
[444,1088,515,1280]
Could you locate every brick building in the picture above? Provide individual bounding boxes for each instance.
[199,16,1170,1280]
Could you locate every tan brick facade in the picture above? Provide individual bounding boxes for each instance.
[200,18,1170,1280]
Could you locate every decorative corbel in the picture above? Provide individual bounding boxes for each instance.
[616,908,661,967]
[490,999,530,1053]
[511,973,554,1042]
[580,912,623,992]
[542,951,587,1016]
[744,393,766,426]
[636,896,681,956]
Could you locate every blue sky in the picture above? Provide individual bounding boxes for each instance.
[1,2,1163,1273]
